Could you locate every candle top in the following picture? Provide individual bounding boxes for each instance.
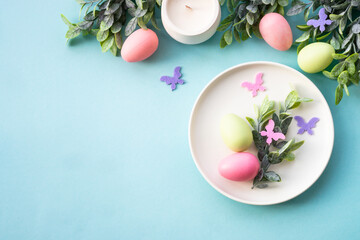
[165,0,219,35]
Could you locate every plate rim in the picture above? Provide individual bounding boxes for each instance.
[188,61,334,205]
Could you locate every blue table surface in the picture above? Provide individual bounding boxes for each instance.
[1,1,360,239]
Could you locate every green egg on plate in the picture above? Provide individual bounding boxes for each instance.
[220,114,253,152]
[298,42,335,73]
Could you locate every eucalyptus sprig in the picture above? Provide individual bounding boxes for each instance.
[217,0,290,48]
[287,0,360,105]
[246,90,312,189]
[62,0,162,56]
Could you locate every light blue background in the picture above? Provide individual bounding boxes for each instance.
[1,1,360,239]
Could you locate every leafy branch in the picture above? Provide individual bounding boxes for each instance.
[287,0,360,105]
[62,0,162,56]
[246,90,312,189]
[217,0,290,48]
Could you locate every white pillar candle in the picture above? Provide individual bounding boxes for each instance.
[161,0,221,44]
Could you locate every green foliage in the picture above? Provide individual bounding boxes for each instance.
[286,0,360,105]
[218,0,290,48]
[248,90,311,189]
[62,0,161,56]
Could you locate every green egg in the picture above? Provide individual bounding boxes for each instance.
[298,42,335,73]
[220,114,253,152]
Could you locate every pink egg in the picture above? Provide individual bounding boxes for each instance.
[121,29,159,62]
[259,13,293,51]
[218,152,260,181]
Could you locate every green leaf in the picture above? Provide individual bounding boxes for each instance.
[220,33,228,48]
[143,11,153,24]
[296,24,311,31]
[335,84,344,105]
[286,1,307,16]
[332,53,348,60]
[61,14,74,27]
[101,34,115,52]
[65,26,81,39]
[233,29,241,43]
[283,152,295,161]
[331,62,346,77]
[297,40,308,54]
[78,21,93,30]
[246,13,254,25]
[126,0,136,8]
[323,70,337,79]
[260,109,276,123]
[295,30,311,43]
[260,96,275,116]
[264,171,281,182]
[316,32,332,41]
[246,117,257,130]
[304,6,310,21]
[226,0,234,12]
[337,71,349,85]
[105,3,121,15]
[111,22,122,33]
[278,0,288,7]
[343,84,350,96]
[97,29,109,42]
[280,117,292,135]
[346,53,359,63]
[137,17,147,29]
[278,139,294,155]
[252,130,267,151]
[134,8,147,17]
[288,140,304,151]
[150,15,160,30]
[285,90,298,109]
[296,97,313,103]
[347,62,356,75]
[125,17,138,36]
[100,14,114,31]
[115,32,123,49]
[279,112,290,119]
[224,29,233,45]
[110,40,118,56]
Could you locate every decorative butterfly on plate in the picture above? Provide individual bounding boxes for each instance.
[241,72,266,97]
[294,116,320,135]
[260,119,286,145]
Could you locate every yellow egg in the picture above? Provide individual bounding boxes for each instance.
[220,114,253,152]
[298,42,335,73]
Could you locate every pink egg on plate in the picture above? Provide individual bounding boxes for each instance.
[218,152,260,181]
[259,13,293,51]
[121,29,159,62]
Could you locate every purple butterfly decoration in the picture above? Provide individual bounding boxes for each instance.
[260,119,286,145]
[160,66,184,91]
[307,8,332,33]
[241,72,266,97]
[294,116,320,135]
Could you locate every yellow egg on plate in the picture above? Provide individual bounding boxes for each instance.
[220,114,253,152]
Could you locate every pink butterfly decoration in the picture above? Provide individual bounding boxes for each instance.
[260,119,286,145]
[241,72,266,97]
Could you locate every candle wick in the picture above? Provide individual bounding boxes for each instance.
[185,5,192,10]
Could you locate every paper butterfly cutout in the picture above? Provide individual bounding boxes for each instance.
[294,116,320,135]
[307,8,332,33]
[160,66,184,91]
[241,72,266,97]
[260,119,286,145]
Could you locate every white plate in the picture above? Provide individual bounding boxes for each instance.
[189,62,334,205]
